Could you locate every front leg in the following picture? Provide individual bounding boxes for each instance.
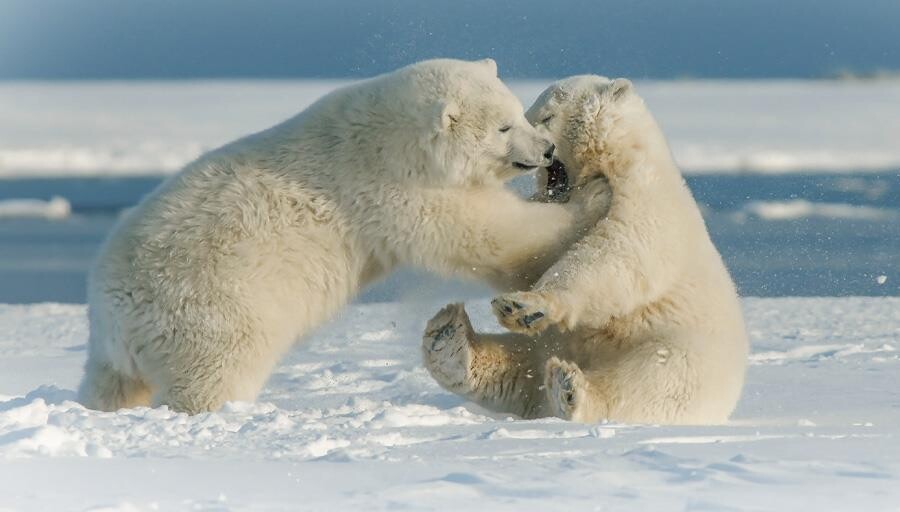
[390,187,581,287]
[499,176,613,290]
[491,290,570,335]
[372,182,609,291]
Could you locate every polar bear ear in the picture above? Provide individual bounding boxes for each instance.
[610,78,633,100]
[435,100,461,132]
[589,78,632,115]
[477,58,498,76]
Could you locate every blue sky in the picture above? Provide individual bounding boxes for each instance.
[1,0,898,79]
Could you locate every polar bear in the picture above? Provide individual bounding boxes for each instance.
[422,75,748,425]
[78,59,608,414]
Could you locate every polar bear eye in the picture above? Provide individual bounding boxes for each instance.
[499,125,511,133]
[540,115,554,125]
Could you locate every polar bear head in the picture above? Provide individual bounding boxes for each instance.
[373,59,556,186]
[525,75,663,194]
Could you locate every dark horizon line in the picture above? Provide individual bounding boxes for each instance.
[2,70,900,82]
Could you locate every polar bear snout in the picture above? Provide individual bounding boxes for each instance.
[537,139,556,166]
[510,137,556,172]
[543,144,556,160]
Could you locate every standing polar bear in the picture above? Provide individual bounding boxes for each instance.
[423,75,748,425]
[79,59,608,414]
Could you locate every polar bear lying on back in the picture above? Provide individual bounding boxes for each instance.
[79,59,609,414]
[423,75,748,425]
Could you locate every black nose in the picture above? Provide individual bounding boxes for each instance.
[543,144,556,160]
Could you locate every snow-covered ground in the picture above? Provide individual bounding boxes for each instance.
[0,78,897,509]
[1,297,898,511]
[0,196,71,220]
[734,199,898,222]
[1,79,899,177]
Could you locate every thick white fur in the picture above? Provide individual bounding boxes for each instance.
[423,76,748,425]
[78,60,607,413]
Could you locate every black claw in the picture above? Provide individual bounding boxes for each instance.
[511,301,524,309]
[429,324,456,350]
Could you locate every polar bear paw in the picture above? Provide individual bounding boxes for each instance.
[491,291,553,335]
[422,303,476,393]
[544,357,587,420]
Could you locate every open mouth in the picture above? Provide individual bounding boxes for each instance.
[544,158,570,202]
[512,161,540,171]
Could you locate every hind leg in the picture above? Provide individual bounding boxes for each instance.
[78,356,152,411]
[546,340,703,424]
[151,353,276,414]
[544,357,608,423]
[149,335,280,415]
[422,303,552,418]
[153,378,229,415]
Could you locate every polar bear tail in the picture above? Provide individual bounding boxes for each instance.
[78,356,152,411]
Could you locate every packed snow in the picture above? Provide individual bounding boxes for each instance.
[1,80,899,177]
[1,297,898,511]
[0,196,71,220]
[1,77,897,510]
[735,199,897,221]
